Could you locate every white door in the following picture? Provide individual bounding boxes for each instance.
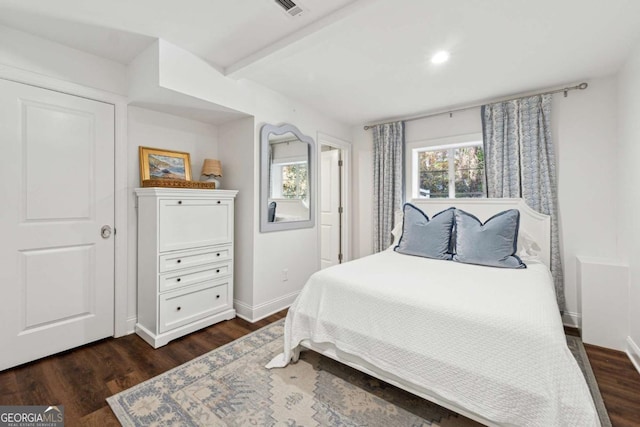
[0,79,115,370]
[320,149,341,269]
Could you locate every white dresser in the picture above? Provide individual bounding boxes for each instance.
[134,188,238,348]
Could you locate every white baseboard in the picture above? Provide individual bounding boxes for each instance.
[234,300,253,321]
[125,315,138,335]
[626,336,640,375]
[234,291,298,323]
[562,311,580,329]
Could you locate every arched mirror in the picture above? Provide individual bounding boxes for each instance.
[260,123,315,232]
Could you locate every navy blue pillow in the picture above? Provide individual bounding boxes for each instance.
[453,209,526,269]
[394,204,455,260]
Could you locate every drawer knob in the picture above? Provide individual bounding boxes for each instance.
[177,306,181,311]
[216,295,220,299]
[178,200,182,204]
[217,253,221,257]
[177,278,181,282]
[217,201,221,204]
[177,259,181,264]
[216,269,220,273]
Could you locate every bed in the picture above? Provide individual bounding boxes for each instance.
[267,199,600,427]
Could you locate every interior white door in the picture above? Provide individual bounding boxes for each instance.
[320,149,341,269]
[0,79,115,370]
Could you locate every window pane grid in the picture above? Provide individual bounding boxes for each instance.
[414,143,485,199]
[418,149,449,198]
[281,164,308,199]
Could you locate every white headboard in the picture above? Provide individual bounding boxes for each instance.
[409,198,551,268]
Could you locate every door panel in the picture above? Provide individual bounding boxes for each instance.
[23,101,94,221]
[21,245,94,330]
[320,149,341,269]
[0,79,115,370]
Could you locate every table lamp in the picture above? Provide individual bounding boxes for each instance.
[200,159,222,188]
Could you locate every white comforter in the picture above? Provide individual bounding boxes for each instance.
[267,250,599,427]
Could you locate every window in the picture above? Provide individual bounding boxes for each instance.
[281,162,308,199]
[407,134,485,199]
[271,161,308,200]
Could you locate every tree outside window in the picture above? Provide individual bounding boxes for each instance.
[417,144,485,198]
[281,163,308,199]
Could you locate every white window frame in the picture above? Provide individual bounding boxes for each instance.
[405,133,484,199]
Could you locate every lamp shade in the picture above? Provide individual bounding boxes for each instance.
[201,159,222,177]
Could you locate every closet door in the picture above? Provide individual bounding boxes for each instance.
[0,79,115,370]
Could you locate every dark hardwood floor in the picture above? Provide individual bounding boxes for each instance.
[1,311,639,426]
[0,311,286,426]
[565,327,640,426]
[585,344,640,427]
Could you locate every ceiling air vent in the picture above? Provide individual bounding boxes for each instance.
[274,0,305,17]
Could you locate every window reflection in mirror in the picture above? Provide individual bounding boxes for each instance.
[268,133,310,222]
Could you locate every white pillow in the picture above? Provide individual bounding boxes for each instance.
[389,208,404,249]
[517,230,541,261]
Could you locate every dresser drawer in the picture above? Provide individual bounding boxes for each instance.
[159,281,230,333]
[159,246,232,273]
[158,263,230,293]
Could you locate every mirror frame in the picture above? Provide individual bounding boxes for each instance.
[260,123,316,232]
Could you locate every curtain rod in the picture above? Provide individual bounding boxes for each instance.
[363,82,588,130]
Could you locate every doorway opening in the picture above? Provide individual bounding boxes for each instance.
[319,134,350,270]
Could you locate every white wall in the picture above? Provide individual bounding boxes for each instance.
[351,77,619,325]
[154,40,352,321]
[554,77,619,325]
[218,117,256,309]
[617,40,640,368]
[251,104,350,320]
[351,127,374,258]
[0,24,127,95]
[127,106,219,326]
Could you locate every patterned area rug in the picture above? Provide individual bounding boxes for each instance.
[107,320,611,426]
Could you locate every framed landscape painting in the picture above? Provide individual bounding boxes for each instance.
[139,146,192,183]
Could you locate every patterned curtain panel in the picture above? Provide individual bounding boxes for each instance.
[373,121,404,253]
[481,94,565,311]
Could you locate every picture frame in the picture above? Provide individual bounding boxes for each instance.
[139,146,192,183]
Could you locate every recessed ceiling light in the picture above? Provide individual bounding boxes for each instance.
[431,51,450,64]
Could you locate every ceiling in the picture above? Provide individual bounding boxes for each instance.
[1,0,639,125]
